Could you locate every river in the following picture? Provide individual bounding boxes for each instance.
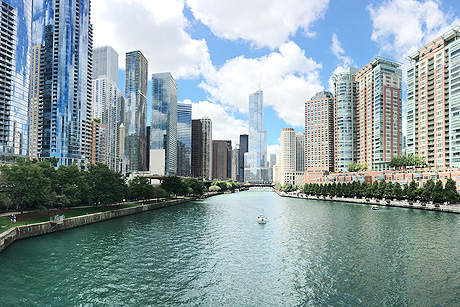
[1,191,460,306]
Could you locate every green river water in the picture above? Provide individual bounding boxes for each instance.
[1,191,460,306]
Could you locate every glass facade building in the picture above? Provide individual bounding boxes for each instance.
[244,90,270,183]
[31,0,93,166]
[333,68,358,172]
[177,102,191,177]
[151,72,177,175]
[124,50,148,172]
[0,0,32,159]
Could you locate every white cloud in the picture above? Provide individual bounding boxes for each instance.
[368,0,460,60]
[327,33,355,92]
[182,99,248,147]
[92,0,210,79]
[186,0,330,49]
[200,41,323,127]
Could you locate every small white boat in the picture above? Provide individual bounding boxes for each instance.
[372,205,379,210]
[258,214,267,224]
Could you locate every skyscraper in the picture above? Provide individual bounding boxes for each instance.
[212,140,231,180]
[177,102,192,177]
[356,58,402,171]
[191,117,212,179]
[151,72,177,175]
[201,117,213,180]
[0,0,32,159]
[305,91,334,173]
[275,128,304,186]
[93,46,118,85]
[238,134,248,182]
[31,0,93,166]
[295,132,305,172]
[92,46,122,172]
[244,90,269,183]
[124,50,148,172]
[333,68,358,172]
[407,28,460,168]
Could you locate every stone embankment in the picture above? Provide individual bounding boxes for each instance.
[0,197,203,254]
[275,190,460,214]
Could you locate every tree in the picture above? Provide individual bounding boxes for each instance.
[209,185,221,192]
[384,181,394,199]
[0,159,55,215]
[152,187,168,198]
[161,176,187,196]
[432,180,444,204]
[420,179,435,202]
[445,179,459,204]
[55,164,88,206]
[275,182,282,190]
[129,176,155,200]
[392,183,403,200]
[407,180,419,201]
[86,163,126,205]
[183,178,206,196]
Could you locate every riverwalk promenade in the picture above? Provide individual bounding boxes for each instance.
[0,192,223,254]
[276,190,460,214]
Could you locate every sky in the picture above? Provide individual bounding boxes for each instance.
[91,0,460,157]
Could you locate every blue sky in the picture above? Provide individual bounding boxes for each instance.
[94,0,460,156]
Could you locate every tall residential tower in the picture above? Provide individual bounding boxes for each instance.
[31,0,93,166]
[124,50,148,172]
[0,0,32,159]
[407,28,460,168]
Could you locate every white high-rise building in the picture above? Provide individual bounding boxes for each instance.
[275,128,304,187]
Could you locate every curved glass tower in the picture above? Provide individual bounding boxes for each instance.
[31,0,92,166]
[0,0,32,158]
[124,50,148,172]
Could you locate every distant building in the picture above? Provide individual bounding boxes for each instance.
[177,103,192,177]
[238,134,248,182]
[212,140,231,180]
[151,72,178,175]
[191,117,212,179]
[275,128,304,186]
[124,50,148,172]
[244,90,270,183]
[92,46,122,172]
[295,132,305,172]
[232,145,239,182]
[305,91,334,173]
[90,121,106,165]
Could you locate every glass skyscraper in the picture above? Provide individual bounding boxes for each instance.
[0,0,32,159]
[244,90,270,183]
[124,50,148,172]
[151,72,177,175]
[92,46,122,172]
[31,0,92,166]
[177,102,191,177]
[333,67,358,172]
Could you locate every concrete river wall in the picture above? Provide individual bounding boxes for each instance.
[0,198,193,254]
